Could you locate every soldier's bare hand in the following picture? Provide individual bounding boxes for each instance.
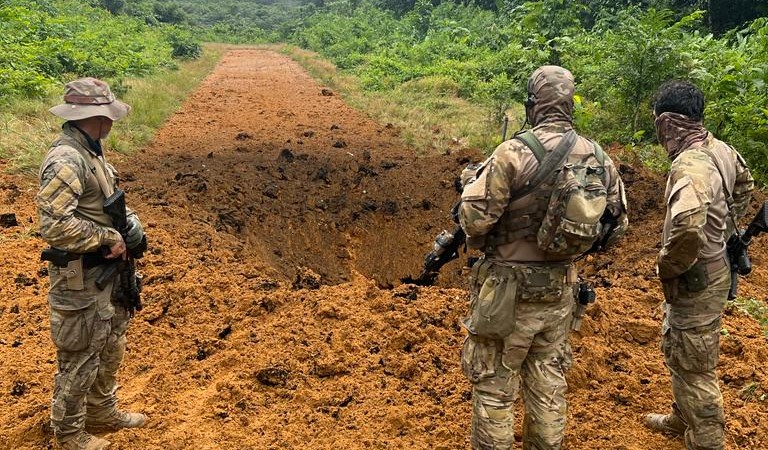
[105,237,126,259]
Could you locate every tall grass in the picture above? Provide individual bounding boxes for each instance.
[0,43,227,175]
[283,45,514,157]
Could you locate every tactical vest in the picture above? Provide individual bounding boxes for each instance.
[486,130,605,252]
[41,131,116,229]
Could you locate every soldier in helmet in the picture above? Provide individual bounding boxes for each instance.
[457,65,627,449]
[644,80,754,450]
[36,78,148,450]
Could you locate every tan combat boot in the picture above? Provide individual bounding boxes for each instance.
[86,410,148,432]
[644,410,687,436]
[58,431,110,450]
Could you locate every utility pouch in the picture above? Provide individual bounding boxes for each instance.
[463,260,518,339]
[681,260,708,293]
[60,257,85,291]
[661,278,679,304]
[517,265,566,303]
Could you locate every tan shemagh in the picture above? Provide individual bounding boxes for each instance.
[655,112,709,159]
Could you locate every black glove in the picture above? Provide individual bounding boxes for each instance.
[450,201,461,225]
[125,215,146,251]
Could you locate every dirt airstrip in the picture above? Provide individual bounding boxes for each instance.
[1,49,767,449]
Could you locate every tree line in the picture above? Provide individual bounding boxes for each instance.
[2,0,766,181]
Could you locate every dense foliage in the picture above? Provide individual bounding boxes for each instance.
[0,0,200,102]
[2,0,766,180]
[96,0,320,43]
[284,0,768,180]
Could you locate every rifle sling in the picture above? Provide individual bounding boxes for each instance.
[511,130,577,201]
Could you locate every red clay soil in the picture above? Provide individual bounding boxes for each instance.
[1,49,767,450]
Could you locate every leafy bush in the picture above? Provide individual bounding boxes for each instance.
[0,0,199,104]
[564,9,708,141]
[696,19,768,182]
[166,27,203,59]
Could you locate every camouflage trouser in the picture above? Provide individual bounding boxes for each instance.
[461,261,575,450]
[48,264,130,442]
[661,262,730,450]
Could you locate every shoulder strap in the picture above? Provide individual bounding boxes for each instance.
[511,130,578,200]
[592,140,605,165]
[515,130,547,162]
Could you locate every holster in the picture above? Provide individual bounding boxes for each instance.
[61,258,85,291]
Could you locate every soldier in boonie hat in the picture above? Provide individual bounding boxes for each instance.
[36,76,147,450]
[49,77,130,121]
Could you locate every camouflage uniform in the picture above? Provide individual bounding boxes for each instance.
[654,112,753,450]
[458,66,628,450]
[36,78,145,449]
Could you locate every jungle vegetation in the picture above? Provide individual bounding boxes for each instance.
[1,0,766,180]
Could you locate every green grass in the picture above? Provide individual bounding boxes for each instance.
[0,43,227,175]
[731,296,768,338]
[282,45,514,157]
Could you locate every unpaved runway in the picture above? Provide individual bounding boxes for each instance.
[1,49,767,449]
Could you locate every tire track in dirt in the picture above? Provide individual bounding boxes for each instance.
[1,48,767,449]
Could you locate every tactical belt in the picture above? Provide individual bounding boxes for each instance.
[82,251,109,269]
[702,255,728,274]
[474,258,571,285]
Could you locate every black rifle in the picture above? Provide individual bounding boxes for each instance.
[403,117,512,286]
[726,200,768,300]
[404,224,467,286]
[96,189,146,316]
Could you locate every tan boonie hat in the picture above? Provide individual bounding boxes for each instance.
[49,77,131,121]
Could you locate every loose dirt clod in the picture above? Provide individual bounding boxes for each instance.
[0,213,18,227]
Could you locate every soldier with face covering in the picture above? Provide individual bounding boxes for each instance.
[644,80,754,450]
[36,78,148,450]
[457,65,628,449]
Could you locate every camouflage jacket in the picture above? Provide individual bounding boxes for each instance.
[658,133,754,279]
[35,123,133,253]
[459,121,628,263]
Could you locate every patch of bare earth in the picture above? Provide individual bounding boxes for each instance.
[1,49,767,449]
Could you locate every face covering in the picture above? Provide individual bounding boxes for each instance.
[654,112,709,159]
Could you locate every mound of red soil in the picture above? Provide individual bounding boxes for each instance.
[1,49,767,449]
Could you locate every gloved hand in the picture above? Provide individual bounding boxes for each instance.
[125,215,146,251]
[450,201,461,224]
[459,163,482,189]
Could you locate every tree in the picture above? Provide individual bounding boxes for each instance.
[154,2,187,24]
[101,0,125,14]
[708,0,768,34]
